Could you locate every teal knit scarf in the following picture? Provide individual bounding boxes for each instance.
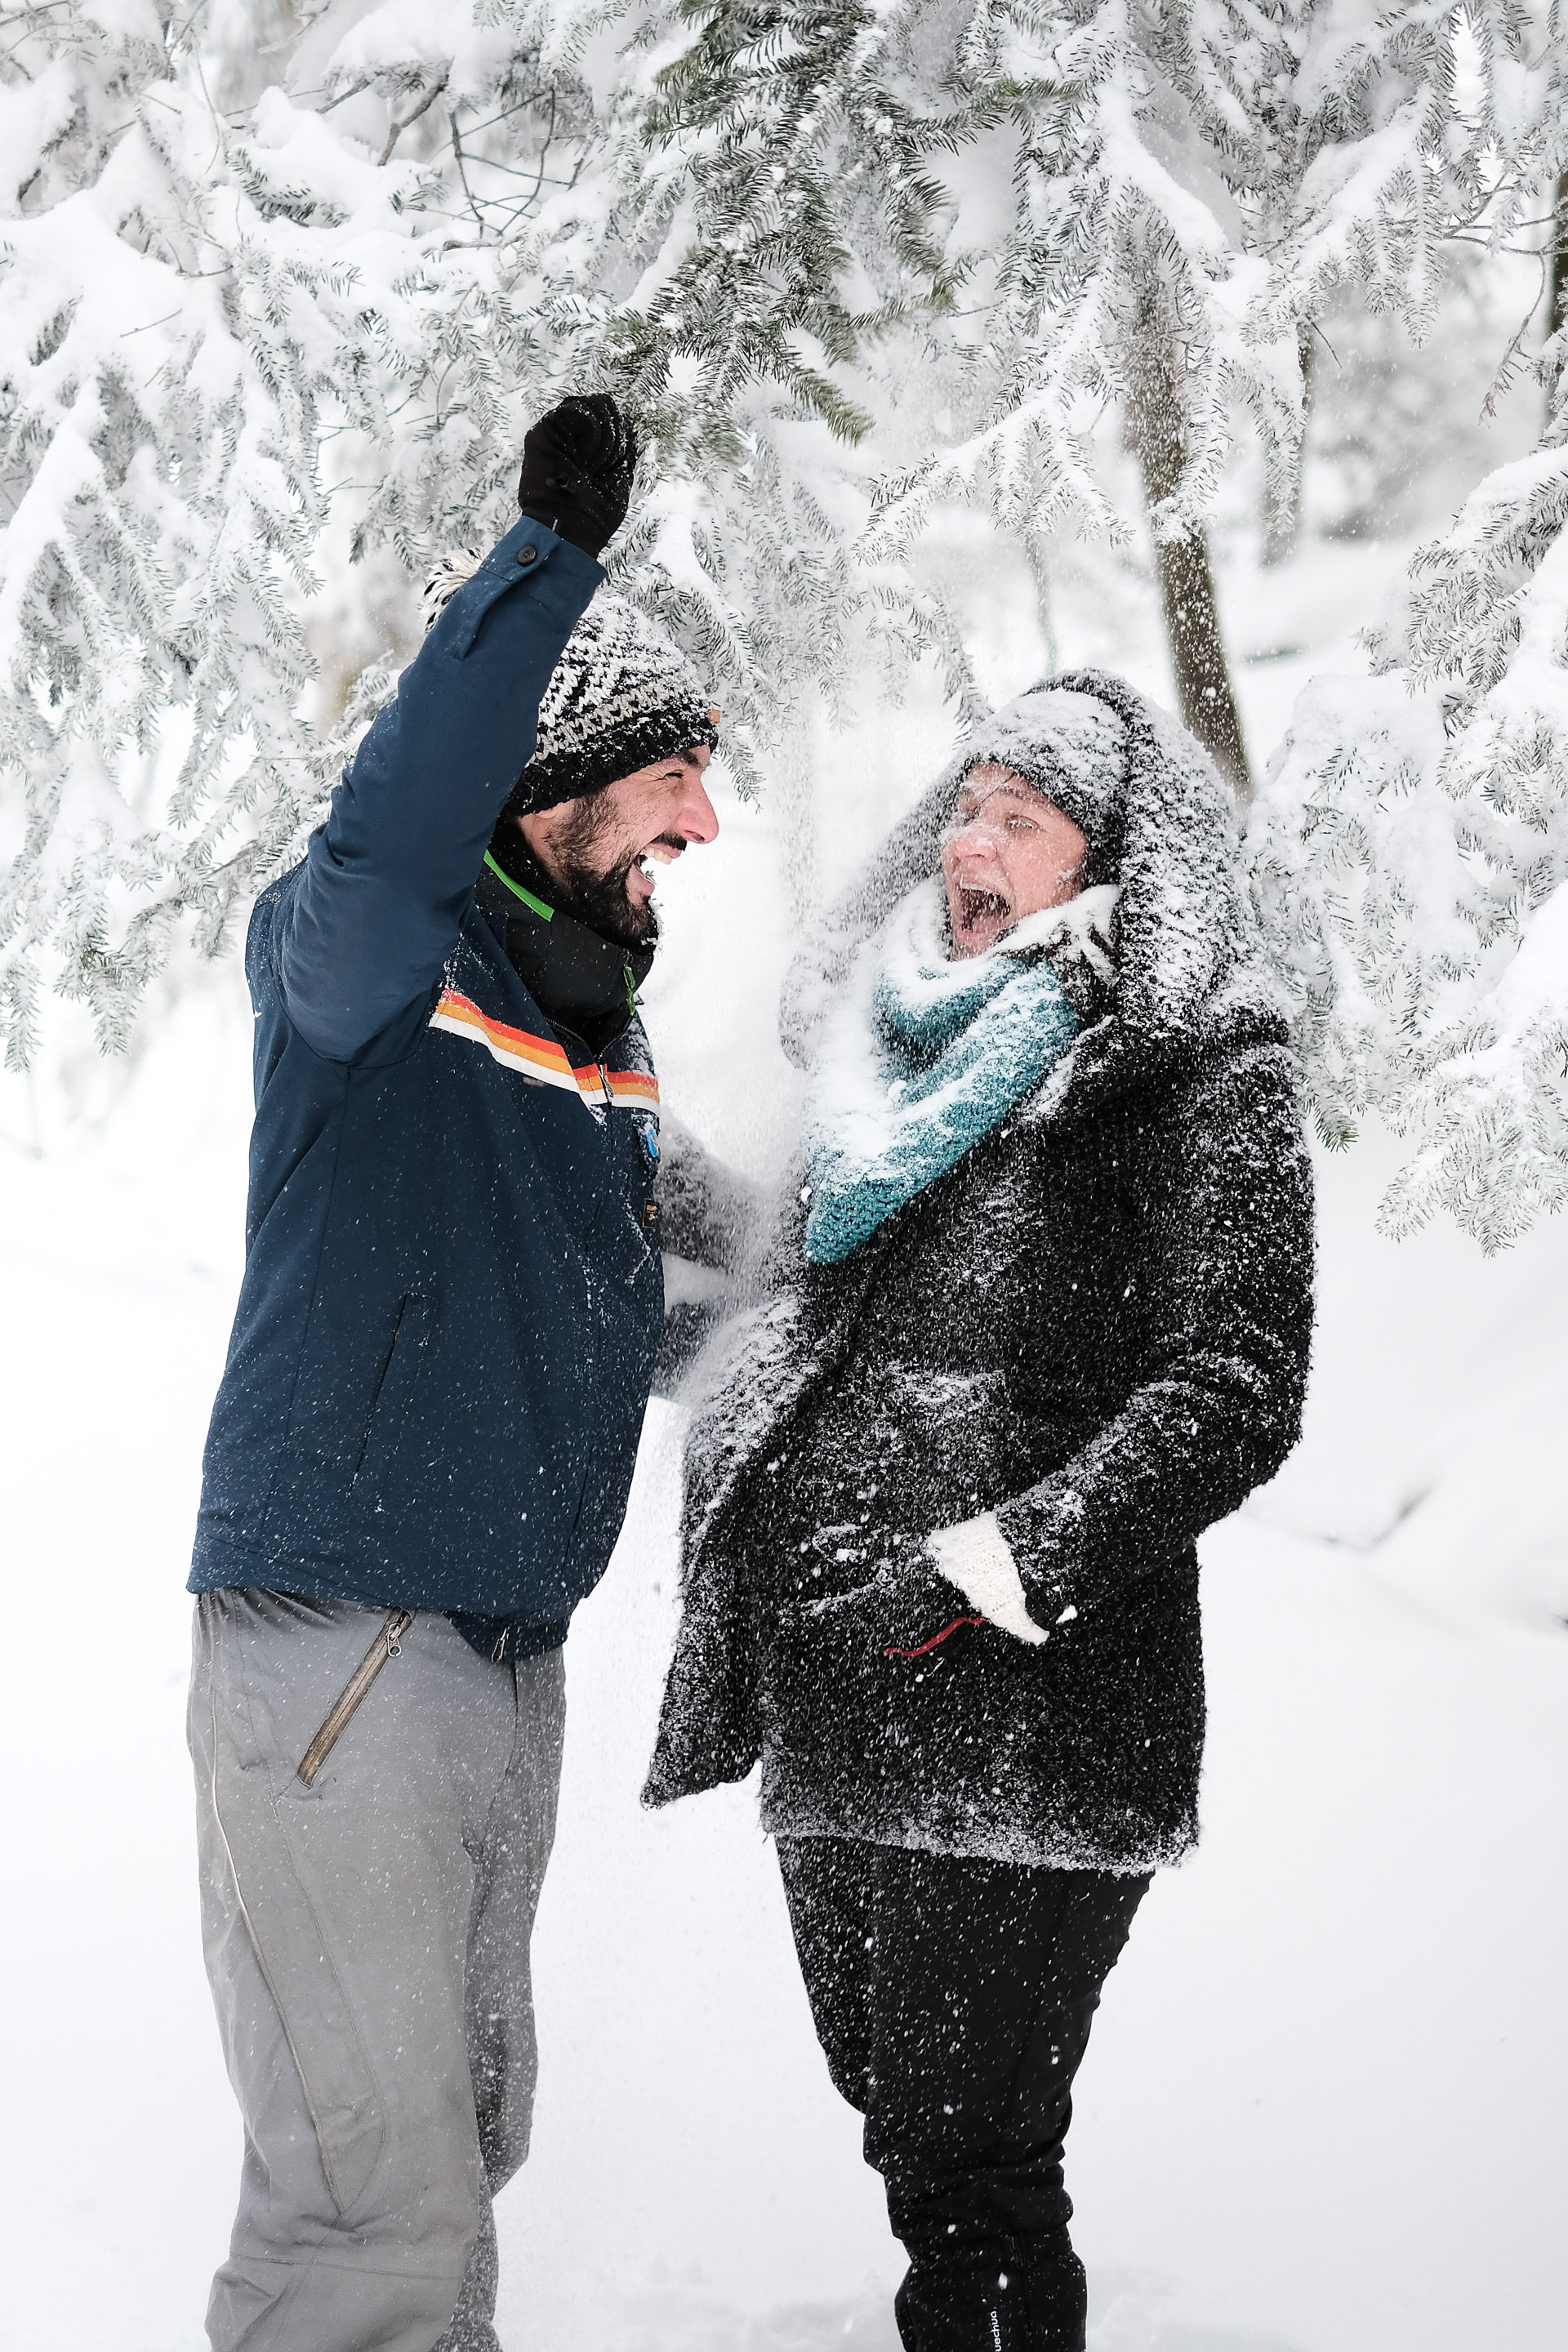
[804,878,1080,1265]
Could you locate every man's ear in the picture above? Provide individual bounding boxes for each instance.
[514,805,559,874]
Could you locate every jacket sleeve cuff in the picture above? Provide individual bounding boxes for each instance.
[434,514,602,661]
[928,1511,1048,1646]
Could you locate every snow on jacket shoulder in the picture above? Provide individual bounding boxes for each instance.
[189,518,665,1640]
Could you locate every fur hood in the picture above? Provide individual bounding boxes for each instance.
[780,670,1286,1105]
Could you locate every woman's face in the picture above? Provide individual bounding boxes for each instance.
[939,764,1089,959]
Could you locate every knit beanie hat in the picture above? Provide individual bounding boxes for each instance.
[517,595,719,814]
[956,684,1129,885]
[424,555,719,816]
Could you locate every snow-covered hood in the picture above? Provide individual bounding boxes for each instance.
[781,669,1286,1080]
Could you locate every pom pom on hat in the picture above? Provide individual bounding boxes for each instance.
[421,546,483,630]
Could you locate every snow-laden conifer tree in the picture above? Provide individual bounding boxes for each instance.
[1243,14,1568,1251]
[0,2,319,1064]
[7,0,1568,1258]
[1248,389,1568,1250]
[0,0,978,1059]
[0,0,609,1067]
[614,0,1544,797]
[618,0,1568,1242]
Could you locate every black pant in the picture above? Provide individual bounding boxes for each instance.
[777,1836,1149,2352]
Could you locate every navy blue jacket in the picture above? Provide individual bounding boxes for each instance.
[189,517,664,1650]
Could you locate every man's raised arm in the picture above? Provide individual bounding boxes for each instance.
[280,397,634,1061]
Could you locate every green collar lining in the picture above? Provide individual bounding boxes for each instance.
[483,849,553,922]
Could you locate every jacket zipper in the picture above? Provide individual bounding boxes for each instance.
[296,1609,415,1788]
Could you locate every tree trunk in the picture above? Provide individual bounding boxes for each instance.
[1550,168,1567,377]
[1022,528,1061,674]
[774,701,821,932]
[1124,314,1252,803]
[1263,327,1316,567]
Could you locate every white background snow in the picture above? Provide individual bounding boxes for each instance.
[3,550,1566,2352]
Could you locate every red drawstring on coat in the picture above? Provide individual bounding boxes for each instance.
[884,1614,984,1659]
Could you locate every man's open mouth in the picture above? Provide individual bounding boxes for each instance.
[635,838,684,887]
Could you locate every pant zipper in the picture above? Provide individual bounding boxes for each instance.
[296,1609,414,1788]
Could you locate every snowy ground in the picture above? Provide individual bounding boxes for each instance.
[4,546,1567,2350]
[4,981,1566,2352]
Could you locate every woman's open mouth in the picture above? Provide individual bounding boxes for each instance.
[957,885,1010,933]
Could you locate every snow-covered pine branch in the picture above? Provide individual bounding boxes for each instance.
[0,3,326,1066]
[626,1,1550,798]
[1242,7,1568,1250]
[0,0,982,1062]
[0,0,608,1069]
[1249,425,1568,1253]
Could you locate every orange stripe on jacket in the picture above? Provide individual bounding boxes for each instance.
[430,988,660,1111]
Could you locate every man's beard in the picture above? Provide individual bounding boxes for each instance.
[546,796,659,951]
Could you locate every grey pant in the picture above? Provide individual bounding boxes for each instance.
[189,1590,565,2352]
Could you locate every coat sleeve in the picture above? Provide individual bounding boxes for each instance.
[997,1041,1315,1618]
[657,1115,763,1272]
[652,1116,768,1393]
[278,516,602,1062]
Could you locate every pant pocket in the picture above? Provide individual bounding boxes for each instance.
[296,1607,414,1787]
[197,1598,390,2219]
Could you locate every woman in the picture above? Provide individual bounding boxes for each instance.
[646,673,1314,2352]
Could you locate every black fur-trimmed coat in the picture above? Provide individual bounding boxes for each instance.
[644,674,1315,1872]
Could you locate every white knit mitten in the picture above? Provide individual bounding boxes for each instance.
[927,1511,1048,1646]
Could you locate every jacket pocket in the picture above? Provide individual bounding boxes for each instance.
[350,1290,434,1504]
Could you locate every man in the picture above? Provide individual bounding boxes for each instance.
[186,396,719,2352]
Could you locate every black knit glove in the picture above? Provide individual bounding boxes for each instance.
[516,394,637,559]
